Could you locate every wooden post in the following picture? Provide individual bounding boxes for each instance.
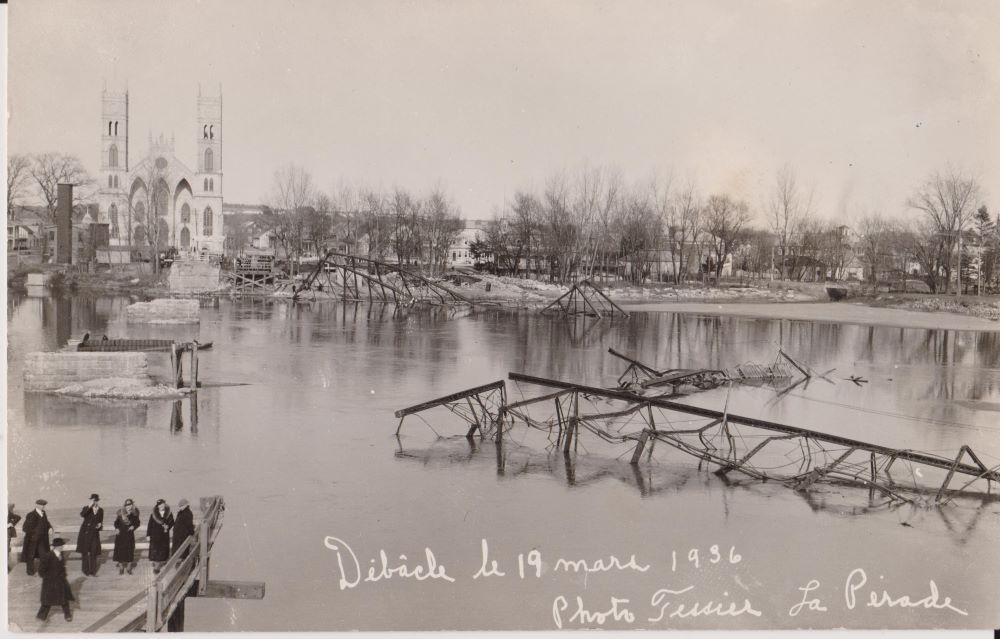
[166,600,185,632]
[146,577,161,632]
[170,343,181,389]
[189,342,199,389]
[630,429,650,465]
[197,517,210,595]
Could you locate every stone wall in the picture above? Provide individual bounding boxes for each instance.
[168,261,222,293]
[126,299,201,323]
[23,352,151,391]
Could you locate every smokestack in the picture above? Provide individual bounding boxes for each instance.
[56,183,73,264]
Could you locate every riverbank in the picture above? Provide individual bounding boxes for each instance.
[11,263,999,330]
[7,263,170,295]
[619,300,1000,331]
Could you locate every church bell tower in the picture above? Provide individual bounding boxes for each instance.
[197,87,222,195]
[101,89,128,192]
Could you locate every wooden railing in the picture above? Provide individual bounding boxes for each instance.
[144,496,224,632]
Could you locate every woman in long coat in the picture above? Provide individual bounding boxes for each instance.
[112,499,141,575]
[147,500,174,574]
[76,494,104,576]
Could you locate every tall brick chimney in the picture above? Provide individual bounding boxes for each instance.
[56,183,73,264]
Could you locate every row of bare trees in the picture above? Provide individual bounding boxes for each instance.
[479,166,802,284]
[478,165,994,291]
[261,164,464,277]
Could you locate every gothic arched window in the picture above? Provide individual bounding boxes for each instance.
[109,204,119,238]
[209,125,214,139]
[108,121,112,136]
[203,178,208,191]
[114,121,119,136]
[114,175,119,188]
[135,201,146,223]
[155,185,168,218]
[109,144,118,168]
[209,178,214,192]
[203,206,214,235]
[181,203,191,224]
[204,148,214,172]
[108,175,113,188]
[203,125,208,139]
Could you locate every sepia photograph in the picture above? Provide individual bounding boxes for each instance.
[4,0,1000,632]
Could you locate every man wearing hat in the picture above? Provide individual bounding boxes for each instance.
[76,494,104,576]
[36,538,74,622]
[22,499,52,576]
[172,499,195,559]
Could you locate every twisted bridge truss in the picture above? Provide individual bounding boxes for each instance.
[394,373,999,505]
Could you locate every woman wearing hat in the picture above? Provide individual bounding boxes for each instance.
[76,494,104,576]
[22,499,52,576]
[113,499,141,575]
[147,499,174,574]
[8,504,21,572]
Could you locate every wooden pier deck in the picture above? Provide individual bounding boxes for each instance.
[7,496,263,633]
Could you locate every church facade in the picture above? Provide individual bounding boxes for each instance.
[96,89,225,256]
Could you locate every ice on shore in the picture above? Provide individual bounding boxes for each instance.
[49,377,188,400]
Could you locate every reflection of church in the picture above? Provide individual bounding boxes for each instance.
[96,89,224,255]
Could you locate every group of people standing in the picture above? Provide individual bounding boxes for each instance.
[8,495,196,623]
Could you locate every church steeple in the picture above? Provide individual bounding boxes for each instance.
[197,87,222,194]
[101,88,128,191]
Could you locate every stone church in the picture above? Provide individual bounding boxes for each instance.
[96,88,225,256]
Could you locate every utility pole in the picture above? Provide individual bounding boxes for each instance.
[956,230,962,301]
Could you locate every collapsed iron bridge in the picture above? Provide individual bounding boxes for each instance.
[394,356,999,506]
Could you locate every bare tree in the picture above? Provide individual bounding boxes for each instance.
[7,154,33,216]
[739,227,776,282]
[266,163,316,275]
[132,158,172,273]
[358,187,392,262]
[422,187,463,276]
[509,190,541,277]
[856,214,896,284]
[897,220,948,293]
[389,187,420,265]
[906,169,981,294]
[768,165,812,280]
[29,153,94,221]
[973,205,998,292]
[303,192,335,256]
[703,193,752,278]
[542,173,580,282]
[667,182,702,284]
[615,185,663,284]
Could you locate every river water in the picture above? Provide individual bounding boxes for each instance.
[6,292,1000,630]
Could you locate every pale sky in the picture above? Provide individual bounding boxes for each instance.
[7,0,999,223]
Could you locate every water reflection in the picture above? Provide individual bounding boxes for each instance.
[395,435,998,534]
[170,396,200,434]
[22,392,201,434]
[8,293,1000,630]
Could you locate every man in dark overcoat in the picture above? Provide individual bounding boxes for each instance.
[36,538,74,622]
[172,499,195,559]
[76,494,104,576]
[22,499,52,576]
